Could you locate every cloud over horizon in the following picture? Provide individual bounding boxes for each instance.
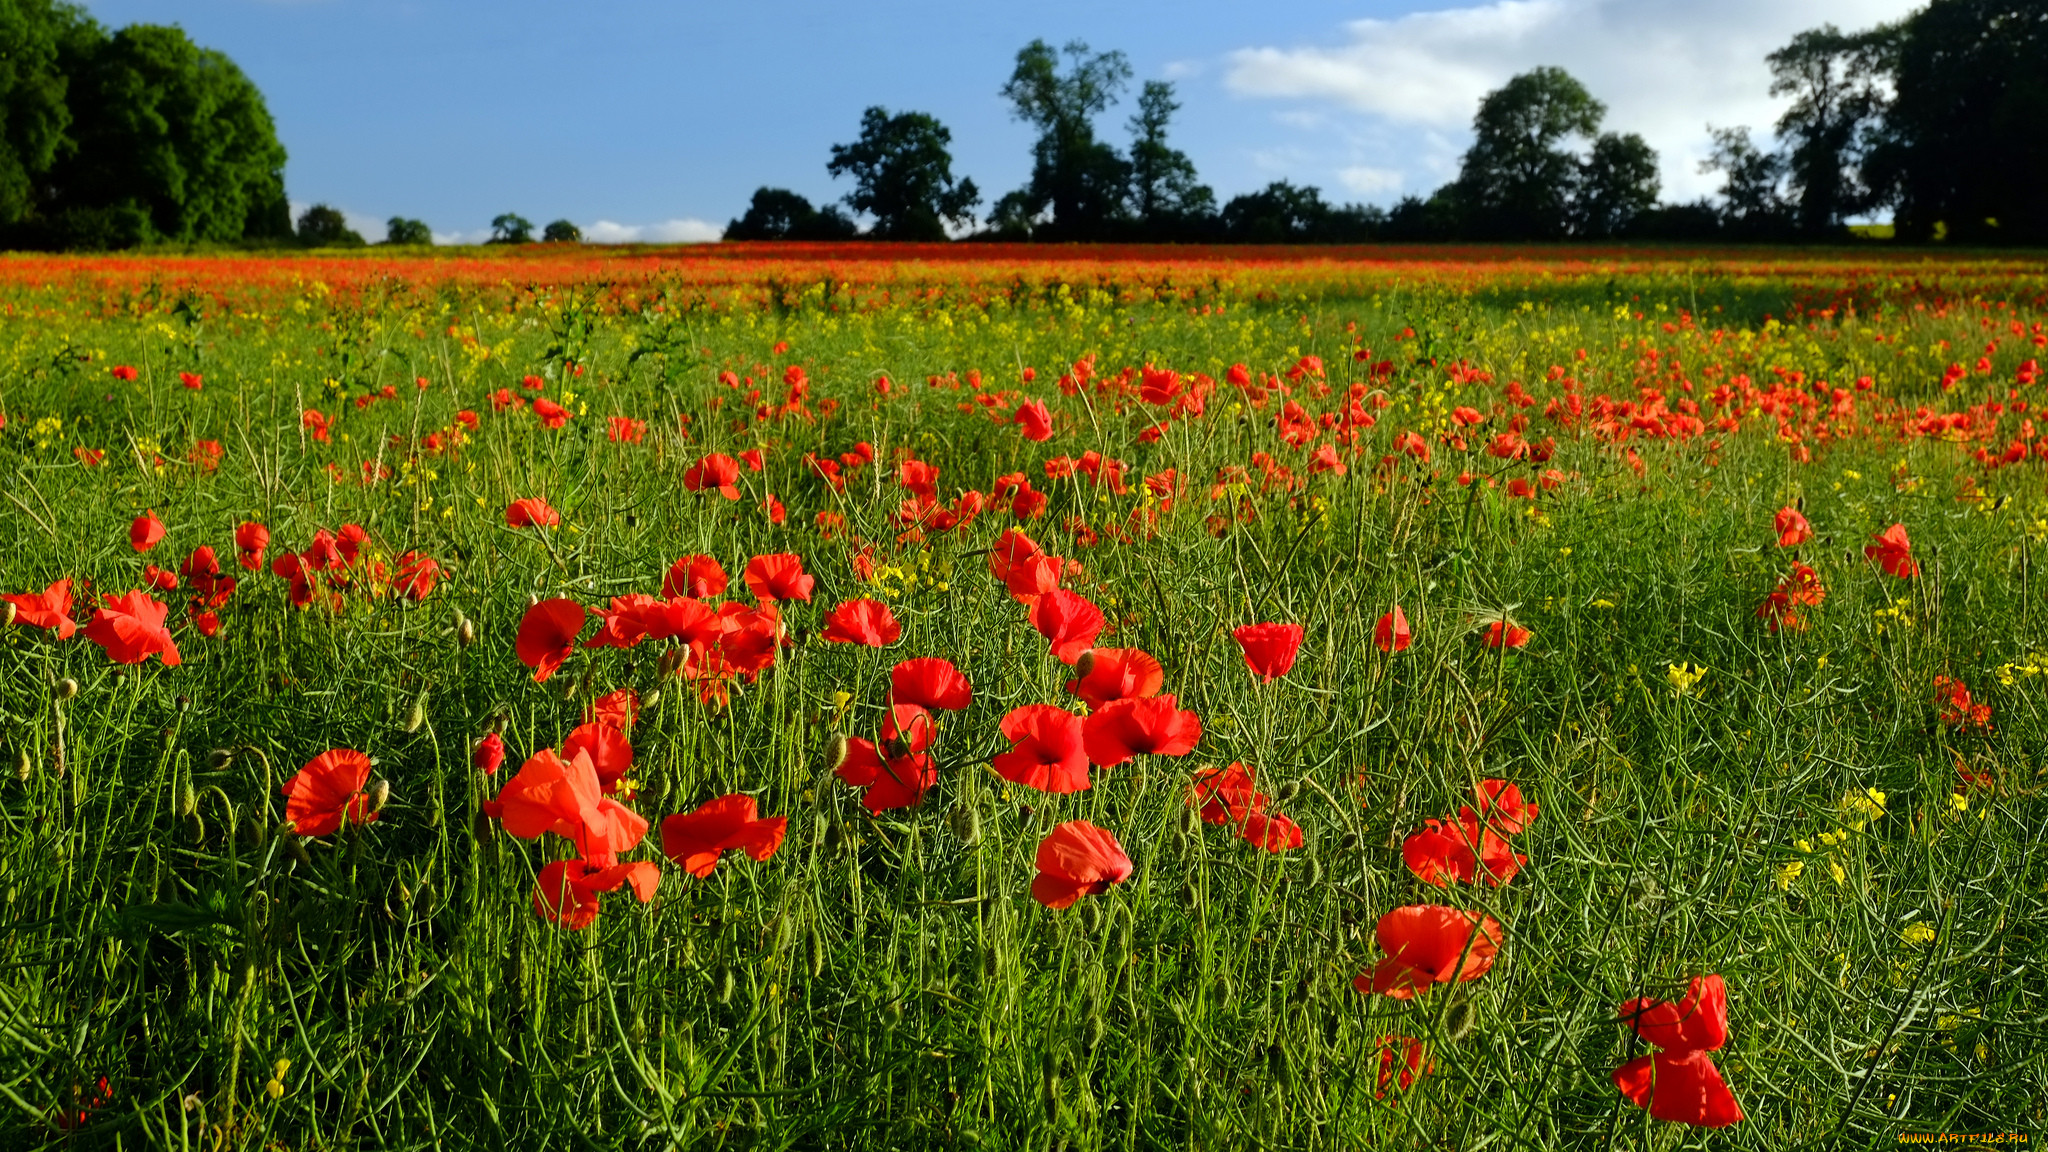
[1224,0,1919,204]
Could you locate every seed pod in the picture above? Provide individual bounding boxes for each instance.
[823,732,850,773]
[946,803,981,846]
[54,678,78,701]
[1444,997,1477,1042]
[368,779,391,815]
[1274,781,1301,805]
[1073,650,1096,678]
[404,692,427,733]
[457,618,477,648]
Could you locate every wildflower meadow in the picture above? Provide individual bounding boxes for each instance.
[0,244,2042,1149]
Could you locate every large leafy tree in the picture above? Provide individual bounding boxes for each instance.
[826,107,979,241]
[1873,0,2048,243]
[1699,125,1791,237]
[50,22,289,247]
[0,0,81,232]
[296,203,363,247]
[1766,24,1899,235]
[1573,131,1660,238]
[1126,80,1213,237]
[1219,181,1382,243]
[723,187,858,241]
[999,40,1132,241]
[1452,67,1605,239]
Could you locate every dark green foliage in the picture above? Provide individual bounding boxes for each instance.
[1700,125,1792,239]
[0,0,79,230]
[45,23,289,247]
[1453,67,1607,240]
[489,213,534,245]
[1766,23,1899,235]
[1218,180,1381,243]
[826,107,980,241]
[1875,0,2048,244]
[1126,81,1214,239]
[1573,132,1660,239]
[723,187,859,241]
[999,40,1133,241]
[383,217,432,246]
[295,203,364,248]
[541,219,582,243]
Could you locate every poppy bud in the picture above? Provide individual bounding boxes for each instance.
[656,646,685,678]
[186,811,206,845]
[240,816,263,850]
[946,803,981,846]
[823,819,846,855]
[982,944,1002,979]
[716,965,736,1004]
[175,694,191,713]
[13,748,29,782]
[806,923,826,979]
[1305,854,1324,886]
[396,882,413,908]
[1337,831,1361,852]
[1073,650,1096,678]
[1084,1013,1106,1052]
[1443,996,1477,1041]
[1274,781,1301,805]
[285,831,311,867]
[450,604,467,632]
[1018,802,1036,824]
[473,811,495,843]
[177,778,197,818]
[457,618,477,648]
[1177,803,1197,836]
[208,748,234,770]
[642,689,661,710]
[404,693,427,733]
[368,779,391,815]
[0,601,13,627]
[54,678,78,701]
[823,732,850,773]
[1041,1053,1061,1121]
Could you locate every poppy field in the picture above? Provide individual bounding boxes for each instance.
[0,244,2044,1149]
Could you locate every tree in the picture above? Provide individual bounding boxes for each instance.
[1874,0,2048,244]
[1574,132,1659,238]
[542,219,582,243]
[1699,125,1790,237]
[0,0,80,233]
[296,203,364,247]
[489,213,533,244]
[1452,67,1606,239]
[723,188,859,241]
[999,40,1133,240]
[1767,24,1899,235]
[1219,181,1381,243]
[1126,80,1213,237]
[46,22,289,247]
[826,107,979,241]
[384,217,431,245]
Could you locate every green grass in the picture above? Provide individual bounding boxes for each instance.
[0,262,2043,1149]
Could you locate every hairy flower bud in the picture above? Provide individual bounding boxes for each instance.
[53,678,78,701]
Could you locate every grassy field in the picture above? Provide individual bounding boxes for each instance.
[0,244,2043,1149]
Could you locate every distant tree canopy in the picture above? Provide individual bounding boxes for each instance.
[489,213,533,245]
[296,204,363,247]
[723,188,857,241]
[827,107,980,240]
[0,1,290,249]
[541,219,582,243]
[384,217,432,246]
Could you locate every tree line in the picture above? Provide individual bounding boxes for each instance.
[735,1,2046,245]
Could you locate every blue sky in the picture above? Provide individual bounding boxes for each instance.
[81,0,1918,242]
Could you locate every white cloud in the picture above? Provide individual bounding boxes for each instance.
[431,228,494,246]
[1339,166,1405,196]
[582,218,722,244]
[1225,0,1921,202]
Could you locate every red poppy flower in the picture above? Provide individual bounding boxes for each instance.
[663,597,729,652]
[486,747,648,862]
[84,591,180,666]
[533,859,659,930]
[1773,506,1811,547]
[875,654,968,711]
[1373,1035,1432,1098]
[303,529,343,572]
[1065,647,1164,710]
[1402,811,1525,887]
[1191,762,1266,824]
[506,498,561,528]
[1002,553,1065,604]
[280,748,377,836]
[561,722,634,793]
[660,794,788,878]
[821,598,901,646]
[1233,622,1304,682]
[111,364,137,381]
[583,594,668,650]
[1030,820,1133,909]
[1482,620,1533,648]
[1015,399,1054,441]
[473,732,506,775]
[1375,605,1412,653]
[1474,779,1539,833]
[986,528,1044,583]
[130,510,166,553]
[4,578,77,639]
[336,524,369,565]
[1081,694,1201,766]
[992,704,1091,793]
[515,598,586,683]
[178,371,203,390]
[189,608,221,637]
[1353,905,1503,998]
[684,452,742,499]
[73,446,105,467]
[1239,810,1304,852]
[607,415,646,443]
[834,738,936,813]
[143,565,177,593]
[178,547,234,604]
[1029,589,1105,664]
[392,552,439,600]
[663,554,727,599]
[1865,523,1918,578]
[234,522,269,571]
[1612,975,1743,1128]
[743,553,814,602]
[584,688,640,731]
[531,398,571,429]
